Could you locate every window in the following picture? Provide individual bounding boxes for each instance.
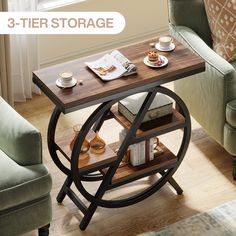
[37,0,86,11]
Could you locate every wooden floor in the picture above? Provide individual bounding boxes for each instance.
[15,91,236,236]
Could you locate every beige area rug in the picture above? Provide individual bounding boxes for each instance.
[138,200,236,236]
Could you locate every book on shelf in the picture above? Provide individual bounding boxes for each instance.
[145,138,155,162]
[119,129,157,167]
[85,50,137,81]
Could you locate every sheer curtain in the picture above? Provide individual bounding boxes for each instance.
[8,0,40,102]
[0,0,13,105]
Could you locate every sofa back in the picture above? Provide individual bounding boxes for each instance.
[168,0,213,47]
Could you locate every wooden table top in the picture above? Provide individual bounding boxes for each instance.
[33,38,205,113]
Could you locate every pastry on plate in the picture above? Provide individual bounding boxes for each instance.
[147,50,164,66]
[148,50,159,62]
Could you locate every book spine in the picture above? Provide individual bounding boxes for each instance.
[139,141,146,165]
[146,139,150,162]
[149,138,155,161]
[130,143,139,166]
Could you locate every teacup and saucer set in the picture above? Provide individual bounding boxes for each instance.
[145,35,175,68]
[56,71,77,88]
[155,36,175,52]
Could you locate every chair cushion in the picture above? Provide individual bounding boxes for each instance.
[226,99,236,128]
[0,149,52,212]
[204,0,236,62]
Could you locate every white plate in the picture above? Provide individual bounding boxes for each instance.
[56,77,77,88]
[155,42,175,52]
[143,55,168,68]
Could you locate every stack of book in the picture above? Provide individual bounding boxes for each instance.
[119,129,163,167]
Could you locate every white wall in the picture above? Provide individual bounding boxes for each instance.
[39,0,169,67]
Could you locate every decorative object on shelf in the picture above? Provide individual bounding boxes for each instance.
[90,131,106,154]
[122,149,130,165]
[70,124,90,160]
[115,148,130,167]
[118,92,173,124]
[154,137,164,156]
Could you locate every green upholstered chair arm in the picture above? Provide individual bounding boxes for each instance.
[168,0,212,46]
[171,25,236,79]
[170,25,236,145]
[0,97,42,166]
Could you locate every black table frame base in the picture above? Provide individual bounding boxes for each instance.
[47,86,191,230]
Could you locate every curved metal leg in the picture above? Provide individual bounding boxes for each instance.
[48,106,71,176]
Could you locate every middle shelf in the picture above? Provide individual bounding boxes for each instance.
[110,106,186,142]
[55,105,184,177]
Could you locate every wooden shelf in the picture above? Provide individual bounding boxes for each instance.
[56,129,117,174]
[55,107,184,178]
[111,106,185,141]
[109,142,177,188]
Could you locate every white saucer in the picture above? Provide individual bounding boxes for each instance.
[56,78,77,88]
[155,42,175,52]
[143,55,168,68]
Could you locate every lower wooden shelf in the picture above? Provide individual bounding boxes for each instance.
[56,129,117,174]
[108,142,178,189]
[56,125,178,183]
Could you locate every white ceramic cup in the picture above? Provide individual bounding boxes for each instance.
[159,36,172,49]
[59,71,73,85]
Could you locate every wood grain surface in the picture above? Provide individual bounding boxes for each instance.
[33,38,205,113]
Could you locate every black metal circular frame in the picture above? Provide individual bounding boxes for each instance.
[48,85,191,212]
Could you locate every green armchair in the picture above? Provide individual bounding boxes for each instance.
[168,0,236,179]
[0,97,52,235]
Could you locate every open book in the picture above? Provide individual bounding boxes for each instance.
[85,50,137,81]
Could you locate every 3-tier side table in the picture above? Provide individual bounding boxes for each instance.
[33,38,205,230]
